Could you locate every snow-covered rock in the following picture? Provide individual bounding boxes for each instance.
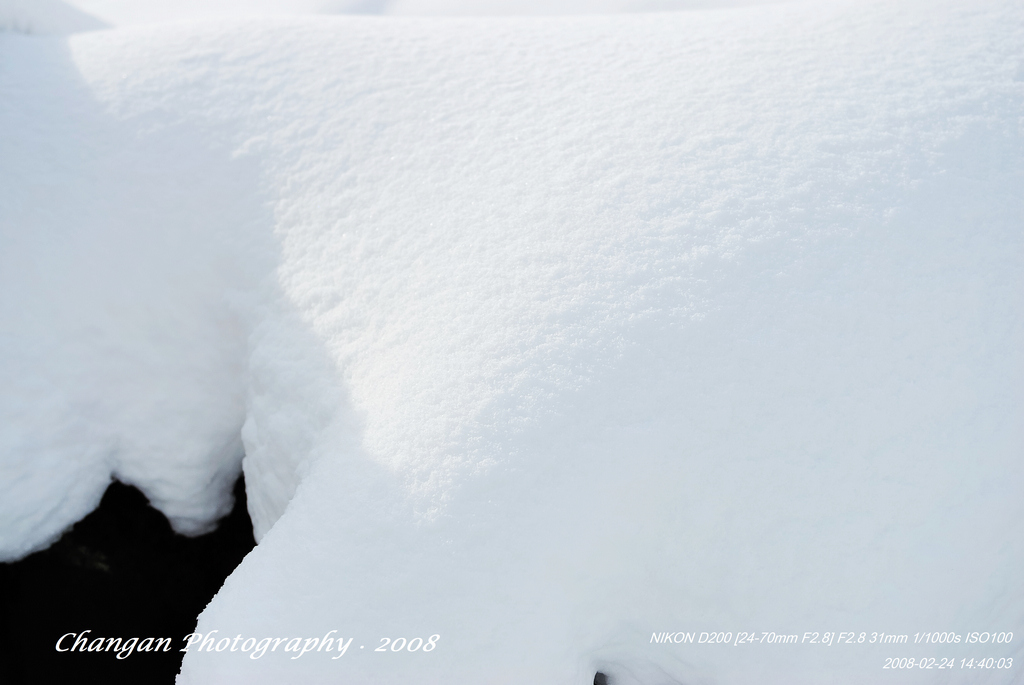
[1,0,1021,683]
[0,21,265,554]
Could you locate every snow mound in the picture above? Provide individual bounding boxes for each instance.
[0,0,106,34]
[0,20,267,555]
[1,0,1022,683]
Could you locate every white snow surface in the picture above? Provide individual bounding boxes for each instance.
[1,0,1022,683]
[6,0,815,34]
[73,0,796,25]
[0,28,260,550]
[0,0,107,34]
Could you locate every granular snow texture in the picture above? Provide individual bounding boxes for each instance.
[1,0,1021,683]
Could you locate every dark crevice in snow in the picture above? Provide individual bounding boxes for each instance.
[0,475,255,684]
[594,672,609,685]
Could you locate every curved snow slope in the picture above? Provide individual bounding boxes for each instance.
[0,0,107,34]
[1,0,1022,682]
[60,0,795,29]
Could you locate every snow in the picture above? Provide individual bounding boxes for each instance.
[54,0,796,30]
[0,25,266,553]
[2,0,1022,683]
[0,0,107,34]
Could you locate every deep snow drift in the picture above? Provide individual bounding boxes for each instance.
[1,0,1022,683]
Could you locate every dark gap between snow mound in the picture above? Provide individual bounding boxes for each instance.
[0,474,255,685]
